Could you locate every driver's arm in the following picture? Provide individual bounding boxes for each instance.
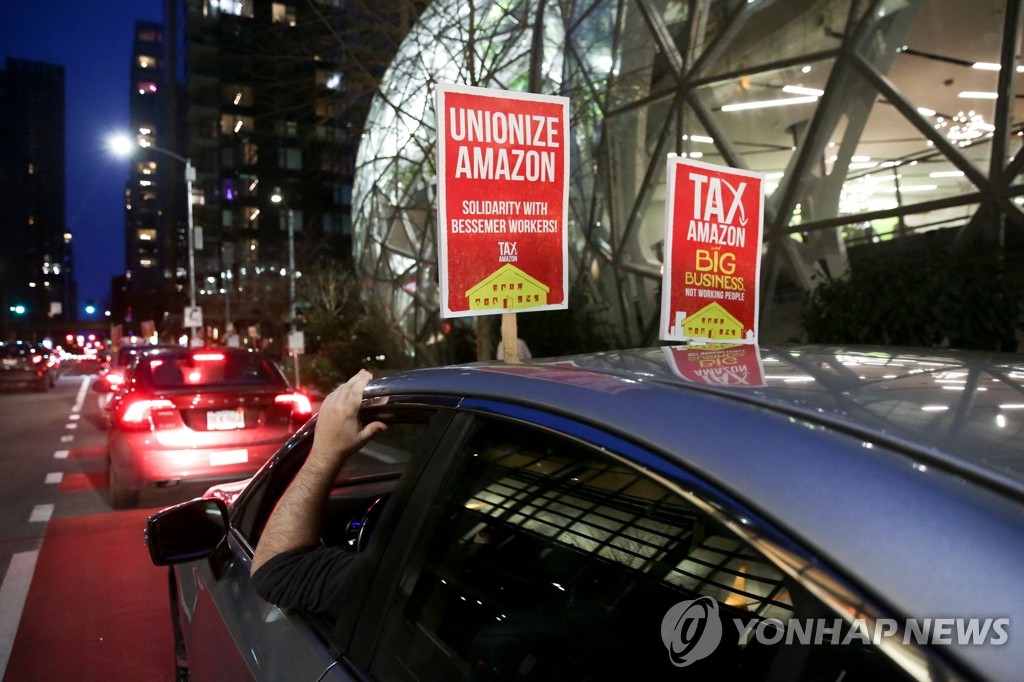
[251,370,386,576]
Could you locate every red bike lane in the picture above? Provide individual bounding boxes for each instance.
[3,472,174,681]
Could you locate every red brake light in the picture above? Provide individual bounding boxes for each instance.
[120,398,176,427]
[106,371,126,386]
[276,393,313,416]
[193,352,225,362]
[31,354,44,365]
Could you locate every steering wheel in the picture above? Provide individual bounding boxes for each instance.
[343,494,389,552]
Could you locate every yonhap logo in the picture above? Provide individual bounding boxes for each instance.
[660,596,723,667]
[660,596,1010,666]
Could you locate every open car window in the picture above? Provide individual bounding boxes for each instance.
[232,405,444,552]
[369,414,917,682]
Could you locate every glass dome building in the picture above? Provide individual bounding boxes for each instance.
[354,0,1024,365]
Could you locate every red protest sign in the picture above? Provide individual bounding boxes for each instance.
[663,344,765,387]
[435,83,569,319]
[660,158,764,343]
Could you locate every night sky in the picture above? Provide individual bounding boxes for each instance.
[1,0,163,314]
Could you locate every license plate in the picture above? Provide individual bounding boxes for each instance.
[207,409,245,430]
[210,449,248,466]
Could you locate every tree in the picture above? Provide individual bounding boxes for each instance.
[299,264,412,391]
[802,246,1023,351]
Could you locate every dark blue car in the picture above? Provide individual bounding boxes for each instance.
[146,345,1024,681]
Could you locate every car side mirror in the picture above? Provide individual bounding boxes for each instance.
[145,498,229,566]
[92,380,112,393]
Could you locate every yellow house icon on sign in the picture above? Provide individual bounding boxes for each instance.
[683,302,744,341]
[466,264,550,312]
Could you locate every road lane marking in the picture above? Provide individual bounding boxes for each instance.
[73,377,90,413]
[28,505,53,523]
[0,376,95,676]
[0,550,39,679]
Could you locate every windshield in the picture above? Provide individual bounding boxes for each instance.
[138,351,287,389]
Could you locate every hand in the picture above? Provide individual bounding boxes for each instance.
[308,370,387,471]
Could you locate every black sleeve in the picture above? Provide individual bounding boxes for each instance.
[251,545,360,616]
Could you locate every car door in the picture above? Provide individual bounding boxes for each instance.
[175,402,455,681]
[341,402,954,681]
[174,430,348,681]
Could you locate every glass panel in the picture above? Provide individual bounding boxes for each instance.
[701,0,851,77]
[697,59,835,177]
[371,415,914,681]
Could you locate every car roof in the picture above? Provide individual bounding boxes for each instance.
[369,344,1024,499]
[368,346,1024,493]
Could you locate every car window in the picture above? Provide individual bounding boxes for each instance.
[139,351,286,388]
[233,407,442,550]
[368,415,916,681]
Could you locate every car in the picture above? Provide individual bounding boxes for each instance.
[100,346,312,509]
[94,343,182,428]
[0,340,55,391]
[40,344,61,384]
[145,345,1024,682]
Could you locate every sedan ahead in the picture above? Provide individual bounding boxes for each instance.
[94,343,182,428]
[102,346,312,508]
[0,340,54,392]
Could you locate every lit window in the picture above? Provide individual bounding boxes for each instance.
[233,174,259,197]
[216,0,253,16]
[316,69,344,91]
[220,114,254,135]
[272,3,296,25]
[223,84,254,107]
[242,142,258,165]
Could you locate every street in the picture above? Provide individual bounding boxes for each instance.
[0,363,207,681]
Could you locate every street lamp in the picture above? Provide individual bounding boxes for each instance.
[109,134,198,344]
[270,188,300,388]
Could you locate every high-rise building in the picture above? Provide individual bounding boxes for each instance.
[0,57,74,339]
[165,0,355,343]
[119,1,425,344]
[119,20,173,333]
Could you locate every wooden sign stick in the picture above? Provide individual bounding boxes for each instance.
[501,312,519,363]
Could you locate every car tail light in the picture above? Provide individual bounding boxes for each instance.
[193,351,225,362]
[276,393,313,418]
[119,397,176,429]
[31,354,44,365]
[106,371,126,387]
